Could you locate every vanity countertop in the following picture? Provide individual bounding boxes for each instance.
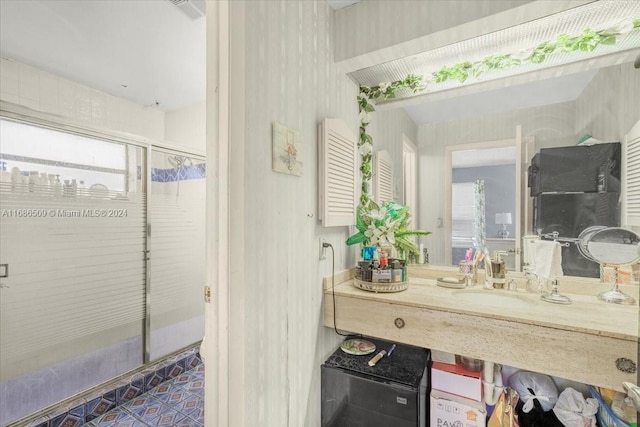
[323,266,638,390]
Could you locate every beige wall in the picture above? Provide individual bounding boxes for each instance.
[165,101,206,153]
[227,1,359,425]
[368,107,418,202]
[0,57,165,141]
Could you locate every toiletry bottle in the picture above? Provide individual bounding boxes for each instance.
[10,167,22,192]
[63,180,71,197]
[380,250,388,269]
[28,171,38,193]
[53,175,62,197]
[491,251,508,288]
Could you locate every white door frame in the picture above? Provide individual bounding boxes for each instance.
[205,1,230,426]
[444,126,522,269]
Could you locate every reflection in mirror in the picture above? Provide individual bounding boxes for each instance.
[578,226,640,305]
[447,143,517,270]
[415,58,639,272]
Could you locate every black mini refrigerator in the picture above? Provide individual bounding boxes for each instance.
[321,337,430,427]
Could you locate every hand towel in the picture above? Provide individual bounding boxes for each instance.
[534,240,563,281]
[522,235,539,265]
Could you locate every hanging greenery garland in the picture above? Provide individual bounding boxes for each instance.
[357,20,640,204]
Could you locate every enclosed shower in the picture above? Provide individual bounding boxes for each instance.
[0,118,206,425]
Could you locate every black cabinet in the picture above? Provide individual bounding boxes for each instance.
[321,337,430,427]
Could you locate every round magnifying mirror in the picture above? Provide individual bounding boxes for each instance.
[578,226,640,305]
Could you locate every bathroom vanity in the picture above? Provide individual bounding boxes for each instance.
[323,265,637,391]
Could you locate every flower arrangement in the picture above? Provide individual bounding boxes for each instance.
[346,200,431,258]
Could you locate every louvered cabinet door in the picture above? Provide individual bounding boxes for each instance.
[373,149,394,205]
[624,119,640,227]
[318,118,357,227]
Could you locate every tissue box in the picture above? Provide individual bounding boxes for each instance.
[430,390,486,427]
[431,362,483,402]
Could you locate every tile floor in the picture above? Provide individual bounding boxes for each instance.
[81,364,204,427]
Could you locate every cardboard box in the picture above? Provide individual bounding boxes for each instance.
[431,362,483,402]
[431,390,486,427]
[431,350,456,365]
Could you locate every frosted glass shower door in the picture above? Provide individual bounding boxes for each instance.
[0,118,147,425]
[148,149,206,361]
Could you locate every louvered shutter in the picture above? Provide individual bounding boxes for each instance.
[624,120,640,226]
[318,118,357,227]
[373,149,394,204]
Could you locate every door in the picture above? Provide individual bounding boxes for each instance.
[148,149,206,361]
[445,131,521,270]
[621,119,640,391]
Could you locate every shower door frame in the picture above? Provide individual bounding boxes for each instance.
[0,102,207,368]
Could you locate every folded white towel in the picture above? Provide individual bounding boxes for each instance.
[534,240,563,281]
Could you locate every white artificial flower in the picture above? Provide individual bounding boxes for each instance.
[378,82,390,92]
[365,224,382,245]
[359,142,372,156]
[358,110,371,124]
[368,207,387,221]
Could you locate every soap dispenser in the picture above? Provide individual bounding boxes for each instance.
[490,250,508,289]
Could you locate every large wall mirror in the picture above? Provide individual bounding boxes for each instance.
[404,56,640,272]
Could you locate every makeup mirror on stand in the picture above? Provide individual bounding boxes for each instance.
[577,226,640,305]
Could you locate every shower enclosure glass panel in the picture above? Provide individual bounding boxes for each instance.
[0,119,146,425]
[149,149,205,361]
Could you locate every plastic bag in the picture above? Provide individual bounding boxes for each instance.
[509,371,559,413]
[552,388,598,427]
[489,388,520,427]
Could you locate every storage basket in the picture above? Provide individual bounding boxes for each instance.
[588,385,630,427]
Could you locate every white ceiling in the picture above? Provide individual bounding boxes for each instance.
[0,0,206,112]
[452,146,516,168]
[0,0,626,127]
[405,68,598,125]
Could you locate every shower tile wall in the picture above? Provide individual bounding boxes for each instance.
[0,337,142,426]
[151,163,206,182]
[23,346,201,427]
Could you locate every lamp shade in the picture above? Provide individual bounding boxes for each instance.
[495,212,512,225]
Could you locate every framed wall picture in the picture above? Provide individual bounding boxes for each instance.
[272,122,302,176]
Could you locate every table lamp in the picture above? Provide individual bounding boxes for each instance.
[495,212,512,239]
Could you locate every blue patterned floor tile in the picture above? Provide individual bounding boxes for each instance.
[85,396,116,422]
[174,418,202,427]
[116,382,144,406]
[164,359,186,380]
[182,378,204,397]
[153,386,193,406]
[183,410,204,425]
[90,408,145,427]
[143,371,165,392]
[50,412,84,427]
[139,408,186,427]
[169,373,193,388]
[146,383,173,402]
[165,390,199,414]
[183,353,201,371]
[121,395,165,421]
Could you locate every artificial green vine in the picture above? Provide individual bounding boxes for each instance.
[357,19,640,203]
[433,23,640,84]
[357,75,424,206]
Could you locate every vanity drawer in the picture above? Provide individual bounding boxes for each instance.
[324,294,635,391]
